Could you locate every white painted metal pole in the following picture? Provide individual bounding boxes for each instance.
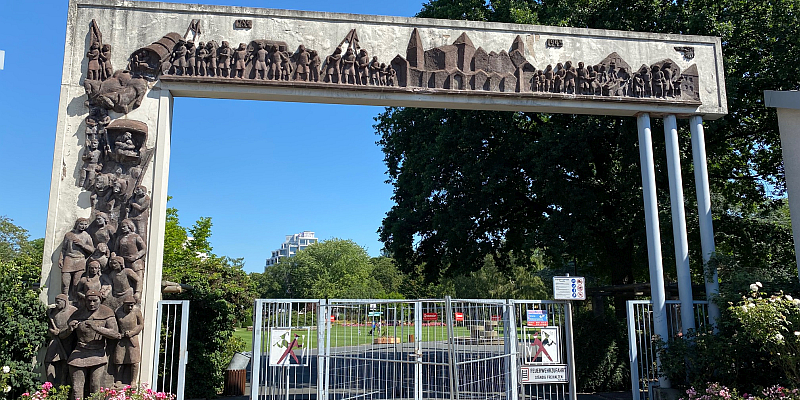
[636,113,670,388]
[626,301,640,400]
[663,115,696,334]
[564,301,578,400]
[690,115,721,326]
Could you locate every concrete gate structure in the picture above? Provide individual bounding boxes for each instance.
[42,0,728,394]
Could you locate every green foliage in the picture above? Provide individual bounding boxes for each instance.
[255,239,406,299]
[20,382,71,400]
[729,287,800,386]
[451,253,548,299]
[161,203,254,398]
[0,217,47,400]
[377,0,800,297]
[571,306,630,392]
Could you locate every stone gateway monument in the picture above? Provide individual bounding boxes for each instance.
[43,0,727,397]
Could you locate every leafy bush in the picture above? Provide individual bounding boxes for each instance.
[679,383,800,400]
[0,217,47,399]
[572,306,629,392]
[19,382,70,400]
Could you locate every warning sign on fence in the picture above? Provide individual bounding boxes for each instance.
[520,365,568,384]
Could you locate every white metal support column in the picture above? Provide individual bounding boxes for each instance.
[663,115,696,334]
[504,300,518,400]
[764,90,800,281]
[689,115,721,325]
[636,113,670,388]
[250,299,264,400]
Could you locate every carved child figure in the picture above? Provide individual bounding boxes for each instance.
[46,294,78,385]
[543,65,554,92]
[66,291,120,400]
[81,140,103,190]
[100,44,113,80]
[60,218,95,301]
[254,42,268,80]
[170,41,188,75]
[279,45,292,81]
[89,242,110,272]
[185,41,197,76]
[217,41,232,78]
[341,48,356,84]
[105,254,142,312]
[75,260,111,302]
[196,42,208,76]
[115,219,147,282]
[127,186,151,242]
[113,296,143,387]
[385,64,396,87]
[356,49,370,85]
[325,47,342,83]
[308,49,321,82]
[368,56,381,85]
[294,45,310,81]
[205,42,217,77]
[233,43,247,79]
[87,42,102,80]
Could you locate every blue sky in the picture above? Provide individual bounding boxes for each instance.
[0,0,429,273]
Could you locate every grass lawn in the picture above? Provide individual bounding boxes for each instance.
[235,325,480,353]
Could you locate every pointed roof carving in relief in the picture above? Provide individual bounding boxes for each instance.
[407,28,424,68]
[597,52,632,73]
[453,32,476,71]
[510,35,525,54]
[488,50,515,74]
[472,47,489,72]
[453,32,475,48]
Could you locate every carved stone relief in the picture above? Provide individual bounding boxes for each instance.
[141,24,700,103]
[57,21,154,398]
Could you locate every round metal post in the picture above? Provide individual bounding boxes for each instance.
[690,115,721,326]
[636,113,670,388]
[664,114,696,334]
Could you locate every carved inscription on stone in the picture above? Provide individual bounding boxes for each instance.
[674,46,695,60]
[234,19,252,29]
[546,38,564,48]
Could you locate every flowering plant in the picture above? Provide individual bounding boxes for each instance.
[19,382,70,400]
[86,384,175,400]
[681,384,800,400]
[728,283,800,385]
[1,365,10,400]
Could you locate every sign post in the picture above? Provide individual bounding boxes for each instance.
[553,276,584,400]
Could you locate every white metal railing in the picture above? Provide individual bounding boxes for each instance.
[151,300,190,400]
[251,297,578,400]
[627,300,709,400]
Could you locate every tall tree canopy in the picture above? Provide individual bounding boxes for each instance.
[376,0,800,286]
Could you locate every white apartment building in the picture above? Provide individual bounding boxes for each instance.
[265,231,318,268]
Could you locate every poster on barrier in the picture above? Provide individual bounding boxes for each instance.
[269,328,310,367]
[521,326,560,364]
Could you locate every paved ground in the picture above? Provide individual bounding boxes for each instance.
[218,392,634,400]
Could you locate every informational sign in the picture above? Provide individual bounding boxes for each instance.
[330,315,335,322]
[522,326,560,364]
[367,311,383,317]
[269,328,309,367]
[520,365,568,384]
[526,310,548,327]
[454,312,464,322]
[553,276,586,300]
[423,312,439,321]
[490,315,501,321]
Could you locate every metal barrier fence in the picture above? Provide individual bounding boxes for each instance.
[151,300,190,400]
[251,297,577,400]
[627,300,709,400]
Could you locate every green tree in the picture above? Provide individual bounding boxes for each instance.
[0,217,47,399]
[376,0,800,296]
[161,205,253,398]
[255,239,406,299]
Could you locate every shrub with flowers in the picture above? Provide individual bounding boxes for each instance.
[1,365,11,400]
[86,384,175,400]
[728,283,800,386]
[681,383,800,400]
[19,382,70,400]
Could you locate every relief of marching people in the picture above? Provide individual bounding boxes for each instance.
[132,28,397,86]
[530,59,687,99]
